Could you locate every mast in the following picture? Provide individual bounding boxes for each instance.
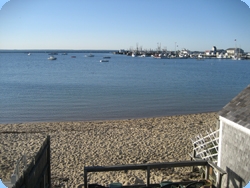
[234,39,237,56]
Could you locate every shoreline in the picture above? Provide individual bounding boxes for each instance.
[0,112,219,187]
[0,111,217,125]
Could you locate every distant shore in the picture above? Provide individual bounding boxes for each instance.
[0,49,116,53]
[0,112,218,187]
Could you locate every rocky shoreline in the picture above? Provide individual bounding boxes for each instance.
[0,112,218,187]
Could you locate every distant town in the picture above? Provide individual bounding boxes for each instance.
[114,46,250,60]
[1,46,250,60]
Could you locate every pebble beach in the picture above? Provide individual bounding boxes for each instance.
[0,112,218,187]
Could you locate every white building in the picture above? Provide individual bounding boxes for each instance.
[226,48,244,55]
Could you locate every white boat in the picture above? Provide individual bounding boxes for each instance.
[197,53,203,59]
[246,53,250,59]
[131,53,137,57]
[232,56,241,60]
[85,54,94,57]
[48,56,57,60]
[139,54,150,57]
[100,59,109,62]
[217,54,223,59]
[28,53,31,55]
[232,49,242,60]
[170,55,177,58]
[178,54,188,59]
[153,53,169,59]
[232,46,242,60]
[197,54,205,61]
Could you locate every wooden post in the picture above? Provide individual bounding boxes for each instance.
[47,136,51,188]
[147,166,150,186]
[217,173,223,188]
[191,143,197,172]
[84,169,88,188]
[205,165,210,180]
[24,169,29,188]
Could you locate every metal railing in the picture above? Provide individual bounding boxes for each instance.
[84,160,226,188]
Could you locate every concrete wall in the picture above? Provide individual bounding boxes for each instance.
[218,117,250,188]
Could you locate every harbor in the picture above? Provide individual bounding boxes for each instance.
[113,46,250,60]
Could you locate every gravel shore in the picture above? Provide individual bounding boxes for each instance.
[0,112,218,187]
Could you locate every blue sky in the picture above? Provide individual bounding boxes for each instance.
[0,0,250,52]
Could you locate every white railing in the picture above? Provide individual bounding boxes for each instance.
[191,128,219,164]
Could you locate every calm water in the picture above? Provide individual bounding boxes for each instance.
[1,52,250,123]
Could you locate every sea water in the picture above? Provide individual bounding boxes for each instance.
[0,52,250,123]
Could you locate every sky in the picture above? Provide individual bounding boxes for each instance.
[0,0,250,52]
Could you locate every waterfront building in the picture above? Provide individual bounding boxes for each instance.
[218,85,250,188]
[212,46,217,54]
[226,48,244,55]
[205,50,212,56]
[204,46,217,57]
[215,49,225,54]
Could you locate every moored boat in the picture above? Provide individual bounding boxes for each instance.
[232,55,243,60]
[48,56,57,60]
[153,53,169,59]
[139,54,150,57]
[100,59,109,62]
[85,54,94,57]
[48,52,58,55]
[246,53,250,59]
[131,53,138,57]
[196,53,205,60]
[217,54,223,59]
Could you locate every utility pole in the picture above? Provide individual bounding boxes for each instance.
[235,39,237,55]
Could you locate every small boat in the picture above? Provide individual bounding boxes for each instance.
[139,54,150,57]
[71,56,76,58]
[246,53,250,59]
[131,53,137,57]
[153,53,169,59]
[217,54,223,59]
[103,56,111,59]
[48,56,57,60]
[178,54,188,59]
[62,53,68,55]
[27,53,31,56]
[85,54,94,57]
[48,52,58,55]
[100,59,109,62]
[197,53,205,60]
[232,55,242,60]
